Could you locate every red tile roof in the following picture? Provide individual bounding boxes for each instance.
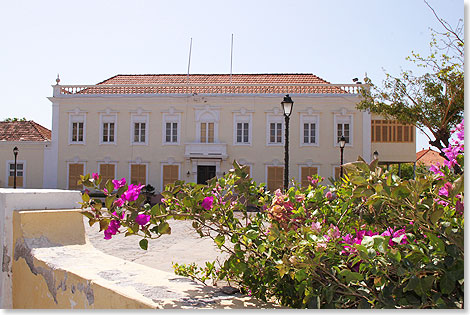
[416,148,446,166]
[67,73,349,95]
[0,121,51,142]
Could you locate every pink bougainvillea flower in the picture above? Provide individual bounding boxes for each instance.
[325,191,334,201]
[112,178,127,190]
[104,219,121,240]
[434,198,449,207]
[311,221,322,233]
[438,182,453,197]
[135,214,151,226]
[92,173,99,181]
[327,225,341,240]
[201,196,214,210]
[114,198,125,207]
[429,163,444,177]
[121,184,144,202]
[295,194,305,203]
[456,199,464,216]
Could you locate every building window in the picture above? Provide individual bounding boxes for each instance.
[69,114,86,144]
[267,166,284,192]
[162,113,181,145]
[300,166,318,187]
[269,123,283,144]
[233,113,252,145]
[300,114,319,146]
[99,163,116,189]
[8,162,24,187]
[303,123,316,144]
[200,122,215,143]
[334,114,353,146]
[134,123,146,143]
[165,122,178,143]
[68,163,84,190]
[131,114,149,145]
[130,164,147,185]
[162,165,179,188]
[236,123,249,143]
[334,166,347,180]
[371,120,414,143]
[100,114,117,144]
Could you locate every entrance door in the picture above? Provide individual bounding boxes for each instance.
[197,165,216,184]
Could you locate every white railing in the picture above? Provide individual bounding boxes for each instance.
[184,143,228,159]
[53,83,367,96]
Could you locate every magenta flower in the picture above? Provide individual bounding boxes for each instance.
[456,198,464,215]
[114,198,125,207]
[435,198,449,207]
[429,163,444,177]
[295,194,306,203]
[135,214,151,226]
[438,182,452,197]
[92,173,99,181]
[325,191,334,201]
[121,184,144,202]
[327,225,341,239]
[104,219,121,240]
[112,178,127,190]
[311,221,322,233]
[201,196,214,210]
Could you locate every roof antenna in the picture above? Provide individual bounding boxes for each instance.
[230,34,234,84]
[186,38,192,85]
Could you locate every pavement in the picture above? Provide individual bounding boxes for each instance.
[84,217,229,275]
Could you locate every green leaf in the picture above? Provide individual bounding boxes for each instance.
[105,196,115,210]
[82,193,90,203]
[106,180,115,195]
[430,208,444,225]
[339,269,363,283]
[427,233,445,253]
[215,234,225,248]
[139,239,148,250]
[440,272,455,295]
[81,211,94,220]
[99,219,110,232]
[295,269,307,282]
[245,229,259,240]
[150,204,161,216]
[361,236,374,248]
[158,222,171,234]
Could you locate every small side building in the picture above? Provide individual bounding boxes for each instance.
[416,148,446,168]
[0,121,51,188]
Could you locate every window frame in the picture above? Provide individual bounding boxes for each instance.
[233,113,252,146]
[130,114,149,145]
[68,113,86,145]
[333,114,354,147]
[162,113,181,145]
[97,162,117,189]
[99,114,117,145]
[265,165,284,192]
[266,114,284,146]
[300,114,320,147]
[5,160,26,188]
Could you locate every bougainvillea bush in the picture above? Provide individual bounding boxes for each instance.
[79,120,464,309]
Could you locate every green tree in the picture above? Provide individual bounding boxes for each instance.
[3,117,27,122]
[357,2,463,163]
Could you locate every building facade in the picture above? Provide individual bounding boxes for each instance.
[0,121,51,188]
[45,74,416,192]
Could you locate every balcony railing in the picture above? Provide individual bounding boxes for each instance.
[185,143,227,159]
[53,83,367,96]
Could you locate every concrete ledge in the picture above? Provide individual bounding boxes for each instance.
[3,189,277,309]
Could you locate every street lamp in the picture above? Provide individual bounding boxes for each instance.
[373,150,379,160]
[281,94,294,190]
[339,135,346,178]
[13,146,19,189]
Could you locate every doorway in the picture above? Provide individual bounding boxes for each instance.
[197,165,216,184]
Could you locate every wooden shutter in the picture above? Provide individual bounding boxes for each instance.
[99,164,115,189]
[208,123,214,143]
[131,164,146,185]
[69,163,84,190]
[301,167,318,187]
[162,165,179,187]
[200,123,207,143]
[267,166,284,192]
[8,176,23,187]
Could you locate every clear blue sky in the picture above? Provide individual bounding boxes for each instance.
[0,0,464,151]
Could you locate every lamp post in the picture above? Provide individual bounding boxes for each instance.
[373,150,379,160]
[13,146,19,189]
[281,94,294,190]
[339,136,346,178]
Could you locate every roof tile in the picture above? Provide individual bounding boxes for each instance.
[0,121,51,142]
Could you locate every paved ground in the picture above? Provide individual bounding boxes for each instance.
[84,217,229,275]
